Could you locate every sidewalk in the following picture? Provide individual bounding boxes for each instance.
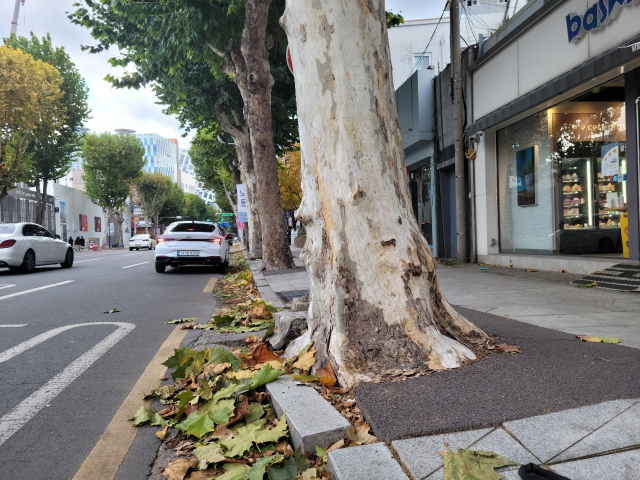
[251,248,640,478]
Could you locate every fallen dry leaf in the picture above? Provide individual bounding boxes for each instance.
[186,468,225,480]
[159,405,179,418]
[249,303,271,319]
[209,425,234,441]
[507,265,513,268]
[203,362,232,376]
[348,417,378,446]
[226,399,250,426]
[162,457,196,480]
[275,439,295,456]
[156,425,169,441]
[558,269,565,273]
[293,347,317,371]
[525,269,538,272]
[576,335,621,344]
[188,371,198,389]
[496,343,521,354]
[326,439,345,453]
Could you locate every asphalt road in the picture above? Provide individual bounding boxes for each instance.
[0,248,222,480]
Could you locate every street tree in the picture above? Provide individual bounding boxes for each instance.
[277,149,302,212]
[0,45,64,204]
[183,193,209,220]
[81,132,145,248]
[4,34,90,225]
[159,182,185,226]
[189,127,239,219]
[136,172,171,236]
[281,0,488,387]
[70,0,297,269]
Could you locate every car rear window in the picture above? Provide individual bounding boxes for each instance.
[169,223,216,233]
[0,225,15,234]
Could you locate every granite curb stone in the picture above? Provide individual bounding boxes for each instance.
[327,443,410,480]
[265,375,349,453]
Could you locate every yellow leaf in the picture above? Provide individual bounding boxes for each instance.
[155,425,168,441]
[226,369,254,379]
[576,335,621,344]
[348,418,377,446]
[293,348,316,371]
[252,360,283,371]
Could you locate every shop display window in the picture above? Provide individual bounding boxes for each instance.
[497,76,627,256]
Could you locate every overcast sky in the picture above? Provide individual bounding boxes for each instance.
[1,0,447,148]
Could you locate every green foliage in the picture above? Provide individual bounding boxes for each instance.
[386,11,405,28]
[136,171,173,232]
[183,192,209,220]
[0,44,64,202]
[131,406,167,427]
[267,448,309,480]
[220,415,288,458]
[159,181,185,223]
[81,132,145,215]
[4,34,90,190]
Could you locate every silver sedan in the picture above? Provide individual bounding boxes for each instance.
[0,223,74,273]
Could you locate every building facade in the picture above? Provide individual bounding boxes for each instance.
[130,132,178,182]
[178,148,216,204]
[465,0,640,272]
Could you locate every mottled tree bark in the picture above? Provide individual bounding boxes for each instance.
[281,0,488,387]
[228,0,294,271]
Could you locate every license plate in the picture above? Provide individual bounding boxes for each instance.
[177,251,199,256]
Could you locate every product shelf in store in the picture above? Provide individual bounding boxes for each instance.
[562,179,580,183]
[562,191,584,195]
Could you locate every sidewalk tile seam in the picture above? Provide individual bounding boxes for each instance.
[545,401,640,463]
[547,444,640,466]
[498,425,545,465]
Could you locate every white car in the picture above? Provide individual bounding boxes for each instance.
[154,221,232,273]
[0,222,74,273]
[129,234,156,251]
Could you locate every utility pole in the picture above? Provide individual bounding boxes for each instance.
[10,0,23,36]
[451,0,468,263]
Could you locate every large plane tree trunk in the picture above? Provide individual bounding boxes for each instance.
[228,0,294,271]
[281,0,489,387]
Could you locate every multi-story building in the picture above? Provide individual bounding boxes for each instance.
[178,148,216,204]
[132,131,179,183]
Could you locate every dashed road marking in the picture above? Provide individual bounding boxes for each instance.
[203,277,218,293]
[0,285,16,291]
[74,258,104,264]
[121,261,150,269]
[0,322,135,447]
[0,280,74,302]
[0,324,27,328]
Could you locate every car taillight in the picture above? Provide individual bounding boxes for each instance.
[211,237,223,244]
[0,239,16,249]
[157,237,168,243]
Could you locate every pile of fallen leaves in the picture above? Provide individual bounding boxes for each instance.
[216,256,260,307]
[203,300,277,334]
[133,340,331,480]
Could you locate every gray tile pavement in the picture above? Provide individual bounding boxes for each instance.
[551,449,640,480]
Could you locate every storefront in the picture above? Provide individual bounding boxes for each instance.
[467,0,640,271]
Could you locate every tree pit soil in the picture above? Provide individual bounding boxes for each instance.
[354,305,640,442]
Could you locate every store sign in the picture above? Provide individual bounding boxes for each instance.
[566,0,636,43]
[236,184,248,223]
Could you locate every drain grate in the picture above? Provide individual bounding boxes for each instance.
[275,289,309,303]
[571,264,640,292]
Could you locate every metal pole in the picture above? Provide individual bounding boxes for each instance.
[451,0,468,263]
[10,0,21,35]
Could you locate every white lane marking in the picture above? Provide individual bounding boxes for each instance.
[123,253,141,256]
[0,285,16,291]
[121,261,150,269]
[74,258,104,264]
[0,324,26,328]
[0,281,74,302]
[0,322,135,446]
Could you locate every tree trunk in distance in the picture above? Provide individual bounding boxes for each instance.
[102,209,110,249]
[229,0,294,271]
[281,0,489,387]
[35,180,48,227]
[237,138,263,259]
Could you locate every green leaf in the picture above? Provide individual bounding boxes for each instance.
[315,446,327,465]
[267,449,307,480]
[201,398,236,425]
[217,463,250,480]
[250,363,283,390]
[244,403,265,423]
[131,406,167,427]
[166,318,194,324]
[104,308,120,313]
[178,411,216,438]
[440,446,518,480]
[174,390,195,421]
[145,384,176,400]
[222,415,288,458]
[212,383,241,403]
[244,455,284,480]
[193,443,226,469]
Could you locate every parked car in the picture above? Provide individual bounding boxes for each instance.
[0,222,74,273]
[129,234,156,251]
[154,221,233,273]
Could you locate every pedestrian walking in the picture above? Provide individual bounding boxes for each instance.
[80,236,85,249]
[75,235,81,251]
[68,236,74,248]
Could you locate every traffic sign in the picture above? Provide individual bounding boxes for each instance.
[221,213,234,217]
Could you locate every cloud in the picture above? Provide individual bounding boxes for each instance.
[1,0,194,145]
